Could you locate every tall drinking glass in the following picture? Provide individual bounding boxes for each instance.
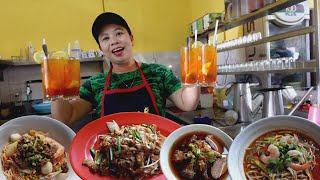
[186,46,201,86]
[63,59,80,100]
[200,44,217,87]
[41,58,65,101]
[41,53,80,101]
[180,47,189,84]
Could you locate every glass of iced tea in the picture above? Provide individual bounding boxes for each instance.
[200,44,217,87]
[41,57,65,101]
[180,47,189,84]
[63,58,80,100]
[183,46,201,86]
[40,51,80,101]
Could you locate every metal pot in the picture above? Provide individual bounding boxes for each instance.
[256,87,284,118]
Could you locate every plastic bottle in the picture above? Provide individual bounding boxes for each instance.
[71,40,81,59]
[28,42,35,61]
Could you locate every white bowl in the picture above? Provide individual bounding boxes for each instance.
[0,115,80,180]
[228,115,320,180]
[160,124,233,180]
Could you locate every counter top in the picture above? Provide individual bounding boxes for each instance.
[165,106,262,139]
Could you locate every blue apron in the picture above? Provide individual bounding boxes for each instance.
[101,61,160,116]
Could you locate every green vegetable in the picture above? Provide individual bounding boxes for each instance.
[95,153,103,165]
[267,159,286,173]
[117,136,121,154]
[90,148,96,158]
[190,158,196,163]
[135,131,142,140]
[128,128,137,139]
[142,124,155,133]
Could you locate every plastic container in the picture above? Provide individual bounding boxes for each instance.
[32,102,51,114]
[71,40,81,59]
[28,42,35,61]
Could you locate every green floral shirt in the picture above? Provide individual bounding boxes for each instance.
[79,63,181,117]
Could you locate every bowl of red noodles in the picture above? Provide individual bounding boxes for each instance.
[228,115,320,180]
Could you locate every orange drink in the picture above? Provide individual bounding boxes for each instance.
[185,46,201,85]
[63,59,80,99]
[39,50,81,101]
[180,47,189,84]
[200,44,217,87]
[41,59,65,101]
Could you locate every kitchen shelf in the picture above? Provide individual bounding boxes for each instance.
[218,60,317,75]
[217,26,315,52]
[0,57,104,66]
[192,0,306,38]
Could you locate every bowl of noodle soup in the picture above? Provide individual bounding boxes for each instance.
[0,115,79,180]
[160,124,233,180]
[228,115,320,180]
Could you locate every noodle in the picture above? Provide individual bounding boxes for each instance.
[83,122,164,179]
[244,130,319,180]
[1,130,69,180]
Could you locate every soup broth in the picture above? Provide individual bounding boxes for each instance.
[244,129,320,179]
[169,131,228,180]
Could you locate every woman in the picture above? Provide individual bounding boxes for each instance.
[51,12,200,124]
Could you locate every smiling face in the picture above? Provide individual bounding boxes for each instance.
[98,24,134,66]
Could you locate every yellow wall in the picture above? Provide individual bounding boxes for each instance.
[104,0,223,53]
[103,0,191,53]
[0,0,102,59]
[0,0,222,59]
[0,0,315,59]
[189,0,224,22]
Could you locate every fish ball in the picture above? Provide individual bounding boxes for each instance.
[41,162,53,175]
[10,133,21,142]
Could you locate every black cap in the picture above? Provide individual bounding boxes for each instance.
[92,12,132,44]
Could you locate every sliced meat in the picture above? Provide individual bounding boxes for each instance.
[210,157,227,179]
[205,135,223,153]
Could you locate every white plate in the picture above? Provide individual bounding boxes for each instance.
[160,124,233,180]
[0,115,80,180]
[228,115,320,180]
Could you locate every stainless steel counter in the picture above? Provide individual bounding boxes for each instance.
[166,107,262,139]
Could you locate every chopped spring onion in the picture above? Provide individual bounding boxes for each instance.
[90,148,96,158]
[95,153,103,165]
[117,136,121,154]
[128,128,135,138]
[135,131,142,140]
[142,124,155,133]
